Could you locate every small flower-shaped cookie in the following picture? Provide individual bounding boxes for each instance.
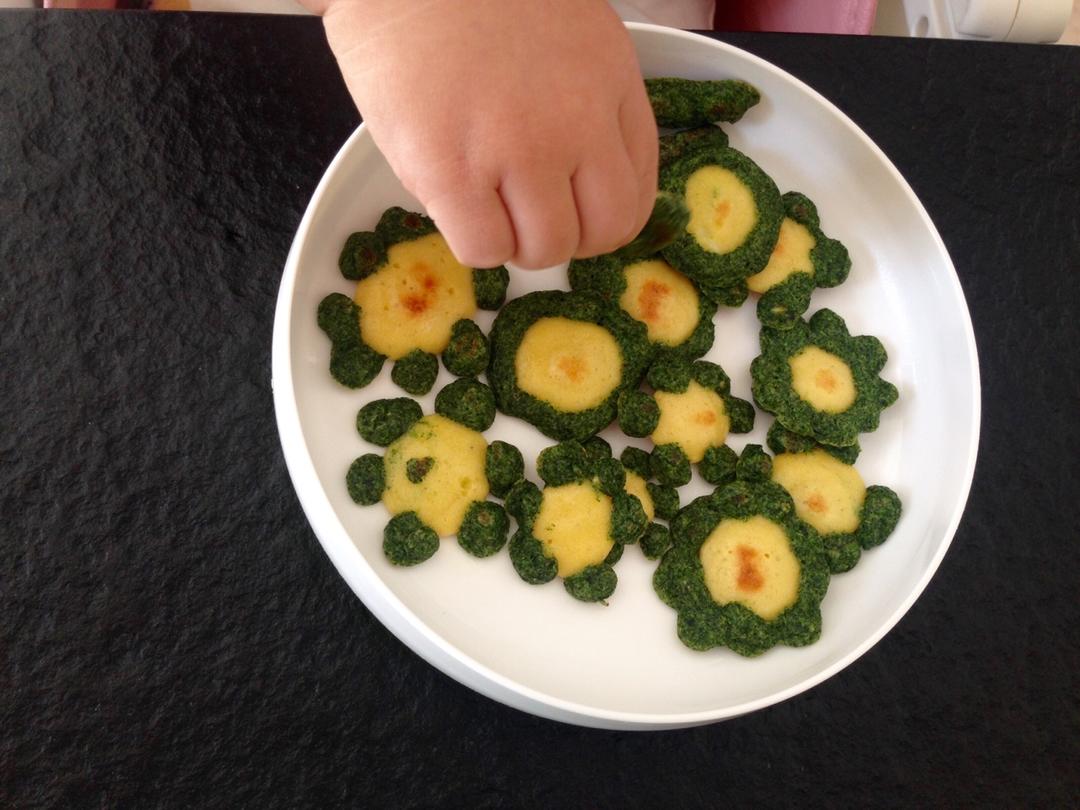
[616,353,755,487]
[505,441,648,603]
[653,445,830,657]
[751,308,898,447]
[748,192,851,330]
[659,144,783,305]
[319,207,508,393]
[568,251,716,359]
[488,291,653,441]
[766,422,901,573]
[345,399,516,566]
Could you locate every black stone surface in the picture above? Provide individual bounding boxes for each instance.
[2,10,1078,807]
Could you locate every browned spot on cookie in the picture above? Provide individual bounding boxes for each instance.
[713,200,732,227]
[556,355,586,382]
[399,264,439,315]
[815,368,837,392]
[694,410,718,426]
[736,545,764,592]
[637,280,670,322]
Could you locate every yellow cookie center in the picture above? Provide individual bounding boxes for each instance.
[353,233,477,359]
[772,450,867,535]
[789,346,857,413]
[533,482,613,578]
[382,414,489,537]
[619,260,700,347]
[684,165,758,255]
[699,515,801,621]
[623,471,655,523]
[514,317,623,412]
[651,380,730,464]
[747,217,816,293]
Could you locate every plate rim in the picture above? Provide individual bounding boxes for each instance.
[271,23,982,729]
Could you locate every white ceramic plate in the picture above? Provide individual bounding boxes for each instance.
[272,24,980,729]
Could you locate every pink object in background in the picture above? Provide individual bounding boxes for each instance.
[715,0,879,34]
[44,1,153,7]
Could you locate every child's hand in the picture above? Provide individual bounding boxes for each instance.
[310,0,658,269]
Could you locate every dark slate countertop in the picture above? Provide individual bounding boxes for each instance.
[2,10,1078,807]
